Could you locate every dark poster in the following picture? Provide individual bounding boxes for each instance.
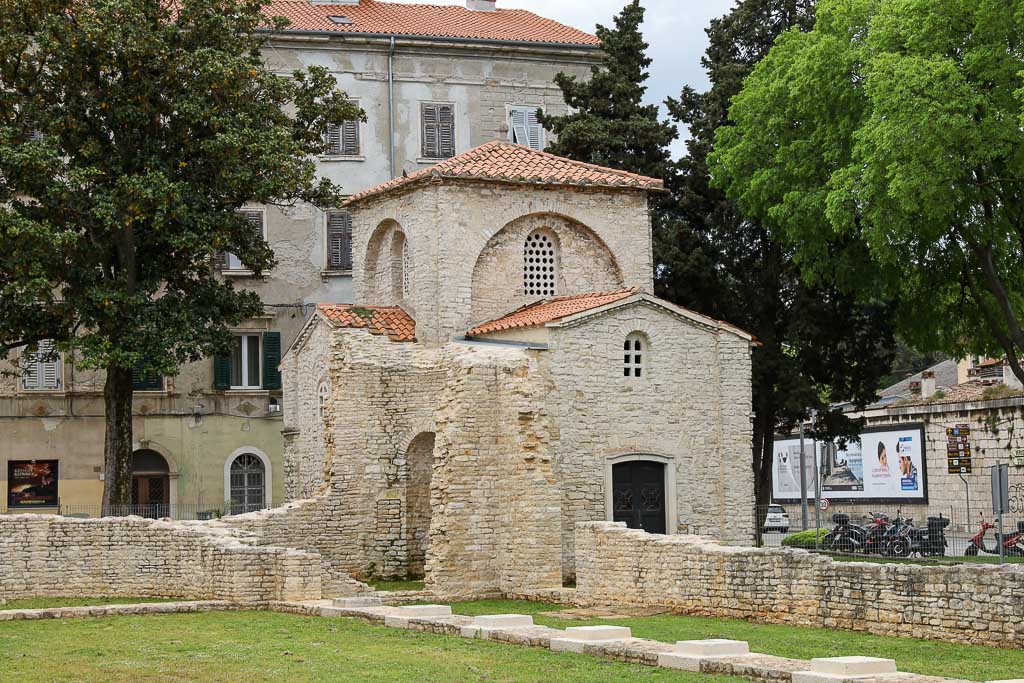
[7,460,59,508]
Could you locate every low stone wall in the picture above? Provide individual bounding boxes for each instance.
[574,522,1024,649]
[0,514,322,602]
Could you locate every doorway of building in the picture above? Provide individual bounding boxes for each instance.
[131,449,170,518]
[405,432,435,577]
[612,460,667,534]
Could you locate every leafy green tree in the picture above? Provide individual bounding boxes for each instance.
[0,0,361,509]
[712,0,1024,385]
[659,0,897,524]
[539,0,677,183]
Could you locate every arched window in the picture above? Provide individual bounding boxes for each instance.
[229,453,266,514]
[402,237,411,299]
[317,381,330,419]
[624,333,646,378]
[523,230,557,298]
[391,231,407,301]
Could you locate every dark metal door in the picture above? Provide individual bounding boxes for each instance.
[612,460,666,534]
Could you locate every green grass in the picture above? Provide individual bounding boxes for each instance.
[0,610,741,682]
[367,578,427,592]
[1,596,180,610]
[445,600,1023,682]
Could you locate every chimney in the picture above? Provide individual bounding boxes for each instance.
[467,0,497,11]
[920,371,936,399]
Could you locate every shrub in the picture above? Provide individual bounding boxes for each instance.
[781,528,828,549]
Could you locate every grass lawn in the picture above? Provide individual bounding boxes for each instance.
[0,610,741,683]
[367,578,427,592]
[445,600,1023,682]
[1,596,180,610]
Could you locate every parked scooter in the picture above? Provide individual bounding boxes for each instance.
[964,518,1024,557]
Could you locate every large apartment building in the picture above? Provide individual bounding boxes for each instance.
[0,0,600,516]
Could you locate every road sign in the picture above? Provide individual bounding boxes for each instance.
[992,464,1010,515]
[819,498,830,511]
[947,424,973,474]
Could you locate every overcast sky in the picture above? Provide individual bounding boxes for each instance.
[396,0,738,155]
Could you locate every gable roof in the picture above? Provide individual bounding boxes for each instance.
[318,304,416,342]
[344,142,665,205]
[878,359,959,400]
[265,1,600,46]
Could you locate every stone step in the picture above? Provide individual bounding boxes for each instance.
[792,656,900,682]
[331,597,383,608]
[550,625,633,654]
[675,639,750,657]
[472,614,535,629]
[395,604,452,618]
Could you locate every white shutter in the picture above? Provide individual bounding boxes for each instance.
[22,340,59,390]
[510,107,543,150]
[526,108,543,150]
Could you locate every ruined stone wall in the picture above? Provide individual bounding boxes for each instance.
[546,302,755,578]
[281,319,333,501]
[575,522,1024,649]
[0,514,322,602]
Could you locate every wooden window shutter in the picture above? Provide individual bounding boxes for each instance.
[21,349,41,389]
[341,120,359,156]
[213,251,227,271]
[327,211,353,270]
[213,353,232,390]
[325,124,342,155]
[526,108,543,150]
[438,104,455,158]
[262,332,282,390]
[23,340,59,390]
[510,107,543,150]
[132,358,162,391]
[241,210,263,233]
[422,104,440,158]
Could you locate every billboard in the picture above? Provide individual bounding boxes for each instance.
[772,425,928,503]
[7,459,59,508]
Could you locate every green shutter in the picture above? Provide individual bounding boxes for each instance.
[213,353,231,390]
[262,332,281,390]
[132,358,163,391]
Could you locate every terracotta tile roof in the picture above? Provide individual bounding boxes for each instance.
[264,0,599,46]
[468,288,638,336]
[888,381,1024,408]
[318,304,416,342]
[344,142,665,205]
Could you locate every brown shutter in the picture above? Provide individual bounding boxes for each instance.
[327,211,352,270]
[422,104,439,158]
[341,120,359,156]
[438,104,455,158]
[325,124,342,155]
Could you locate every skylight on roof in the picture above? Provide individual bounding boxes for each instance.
[327,15,354,25]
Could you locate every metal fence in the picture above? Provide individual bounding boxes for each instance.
[757,504,1024,562]
[0,502,229,520]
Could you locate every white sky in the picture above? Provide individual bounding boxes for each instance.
[392,0,739,155]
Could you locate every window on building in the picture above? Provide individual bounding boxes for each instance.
[324,119,360,156]
[391,232,408,301]
[229,453,266,514]
[624,333,646,378]
[326,210,353,271]
[421,103,455,159]
[21,340,61,391]
[509,106,544,150]
[402,237,411,299]
[131,357,163,391]
[215,210,264,272]
[317,381,330,419]
[213,331,282,391]
[523,230,557,298]
[231,334,262,389]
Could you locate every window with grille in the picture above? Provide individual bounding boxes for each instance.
[317,381,330,419]
[325,119,360,156]
[21,340,61,391]
[509,106,544,150]
[624,333,646,378]
[229,453,266,514]
[218,210,264,271]
[326,211,353,271]
[523,230,557,298]
[421,103,455,159]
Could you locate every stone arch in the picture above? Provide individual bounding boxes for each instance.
[604,453,678,536]
[223,446,273,514]
[405,431,436,577]
[470,213,624,324]
[131,440,179,514]
[363,219,408,305]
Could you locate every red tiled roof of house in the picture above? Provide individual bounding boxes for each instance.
[344,142,665,205]
[468,288,638,336]
[265,1,600,46]
[318,304,416,342]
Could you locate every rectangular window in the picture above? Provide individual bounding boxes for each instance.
[325,119,360,156]
[220,210,264,272]
[230,334,262,389]
[421,103,455,159]
[326,210,353,271]
[132,358,163,391]
[21,340,61,391]
[509,106,544,150]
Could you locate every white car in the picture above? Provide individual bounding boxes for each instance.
[763,504,790,533]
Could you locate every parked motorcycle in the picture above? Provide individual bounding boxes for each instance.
[965,518,1024,557]
[861,512,893,555]
[823,513,867,554]
[897,515,950,557]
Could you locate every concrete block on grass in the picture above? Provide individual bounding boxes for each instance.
[792,656,900,682]
[396,605,452,618]
[472,614,534,629]
[550,625,632,653]
[658,639,752,672]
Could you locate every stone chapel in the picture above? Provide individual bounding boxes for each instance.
[274,142,755,597]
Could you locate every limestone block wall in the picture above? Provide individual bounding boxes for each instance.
[575,522,1024,649]
[547,302,755,578]
[0,515,322,602]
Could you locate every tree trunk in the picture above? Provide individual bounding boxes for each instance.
[101,366,134,514]
[751,406,776,546]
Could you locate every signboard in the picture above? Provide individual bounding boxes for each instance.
[946,425,972,474]
[992,464,1010,515]
[7,459,59,508]
[772,425,928,503]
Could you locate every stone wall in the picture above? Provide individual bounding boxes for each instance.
[0,514,322,602]
[575,522,1024,649]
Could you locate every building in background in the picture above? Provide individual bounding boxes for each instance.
[0,0,601,516]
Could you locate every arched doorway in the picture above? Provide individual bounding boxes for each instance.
[131,449,170,518]
[611,459,667,534]
[228,453,266,514]
[405,432,435,577]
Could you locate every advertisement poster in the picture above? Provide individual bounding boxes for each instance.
[772,426,927,503]
[7,459,59,508]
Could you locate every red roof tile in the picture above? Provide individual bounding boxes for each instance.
[468,288,638,336]
[318,304,416,342]
[265,0,599,46]
[344,142,665,205]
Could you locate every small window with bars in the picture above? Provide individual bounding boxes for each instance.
[624,333,646,378]
[421,103,455,159]
[326,211,353,271]
[324,119,360,156]
[524,230,557,298]
[509,106,544,150]
[21,340,61,391]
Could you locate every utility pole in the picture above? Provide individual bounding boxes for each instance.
[799,419,809,531]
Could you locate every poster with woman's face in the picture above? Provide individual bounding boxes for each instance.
[7,460,59,507]
[832,427,926,501]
